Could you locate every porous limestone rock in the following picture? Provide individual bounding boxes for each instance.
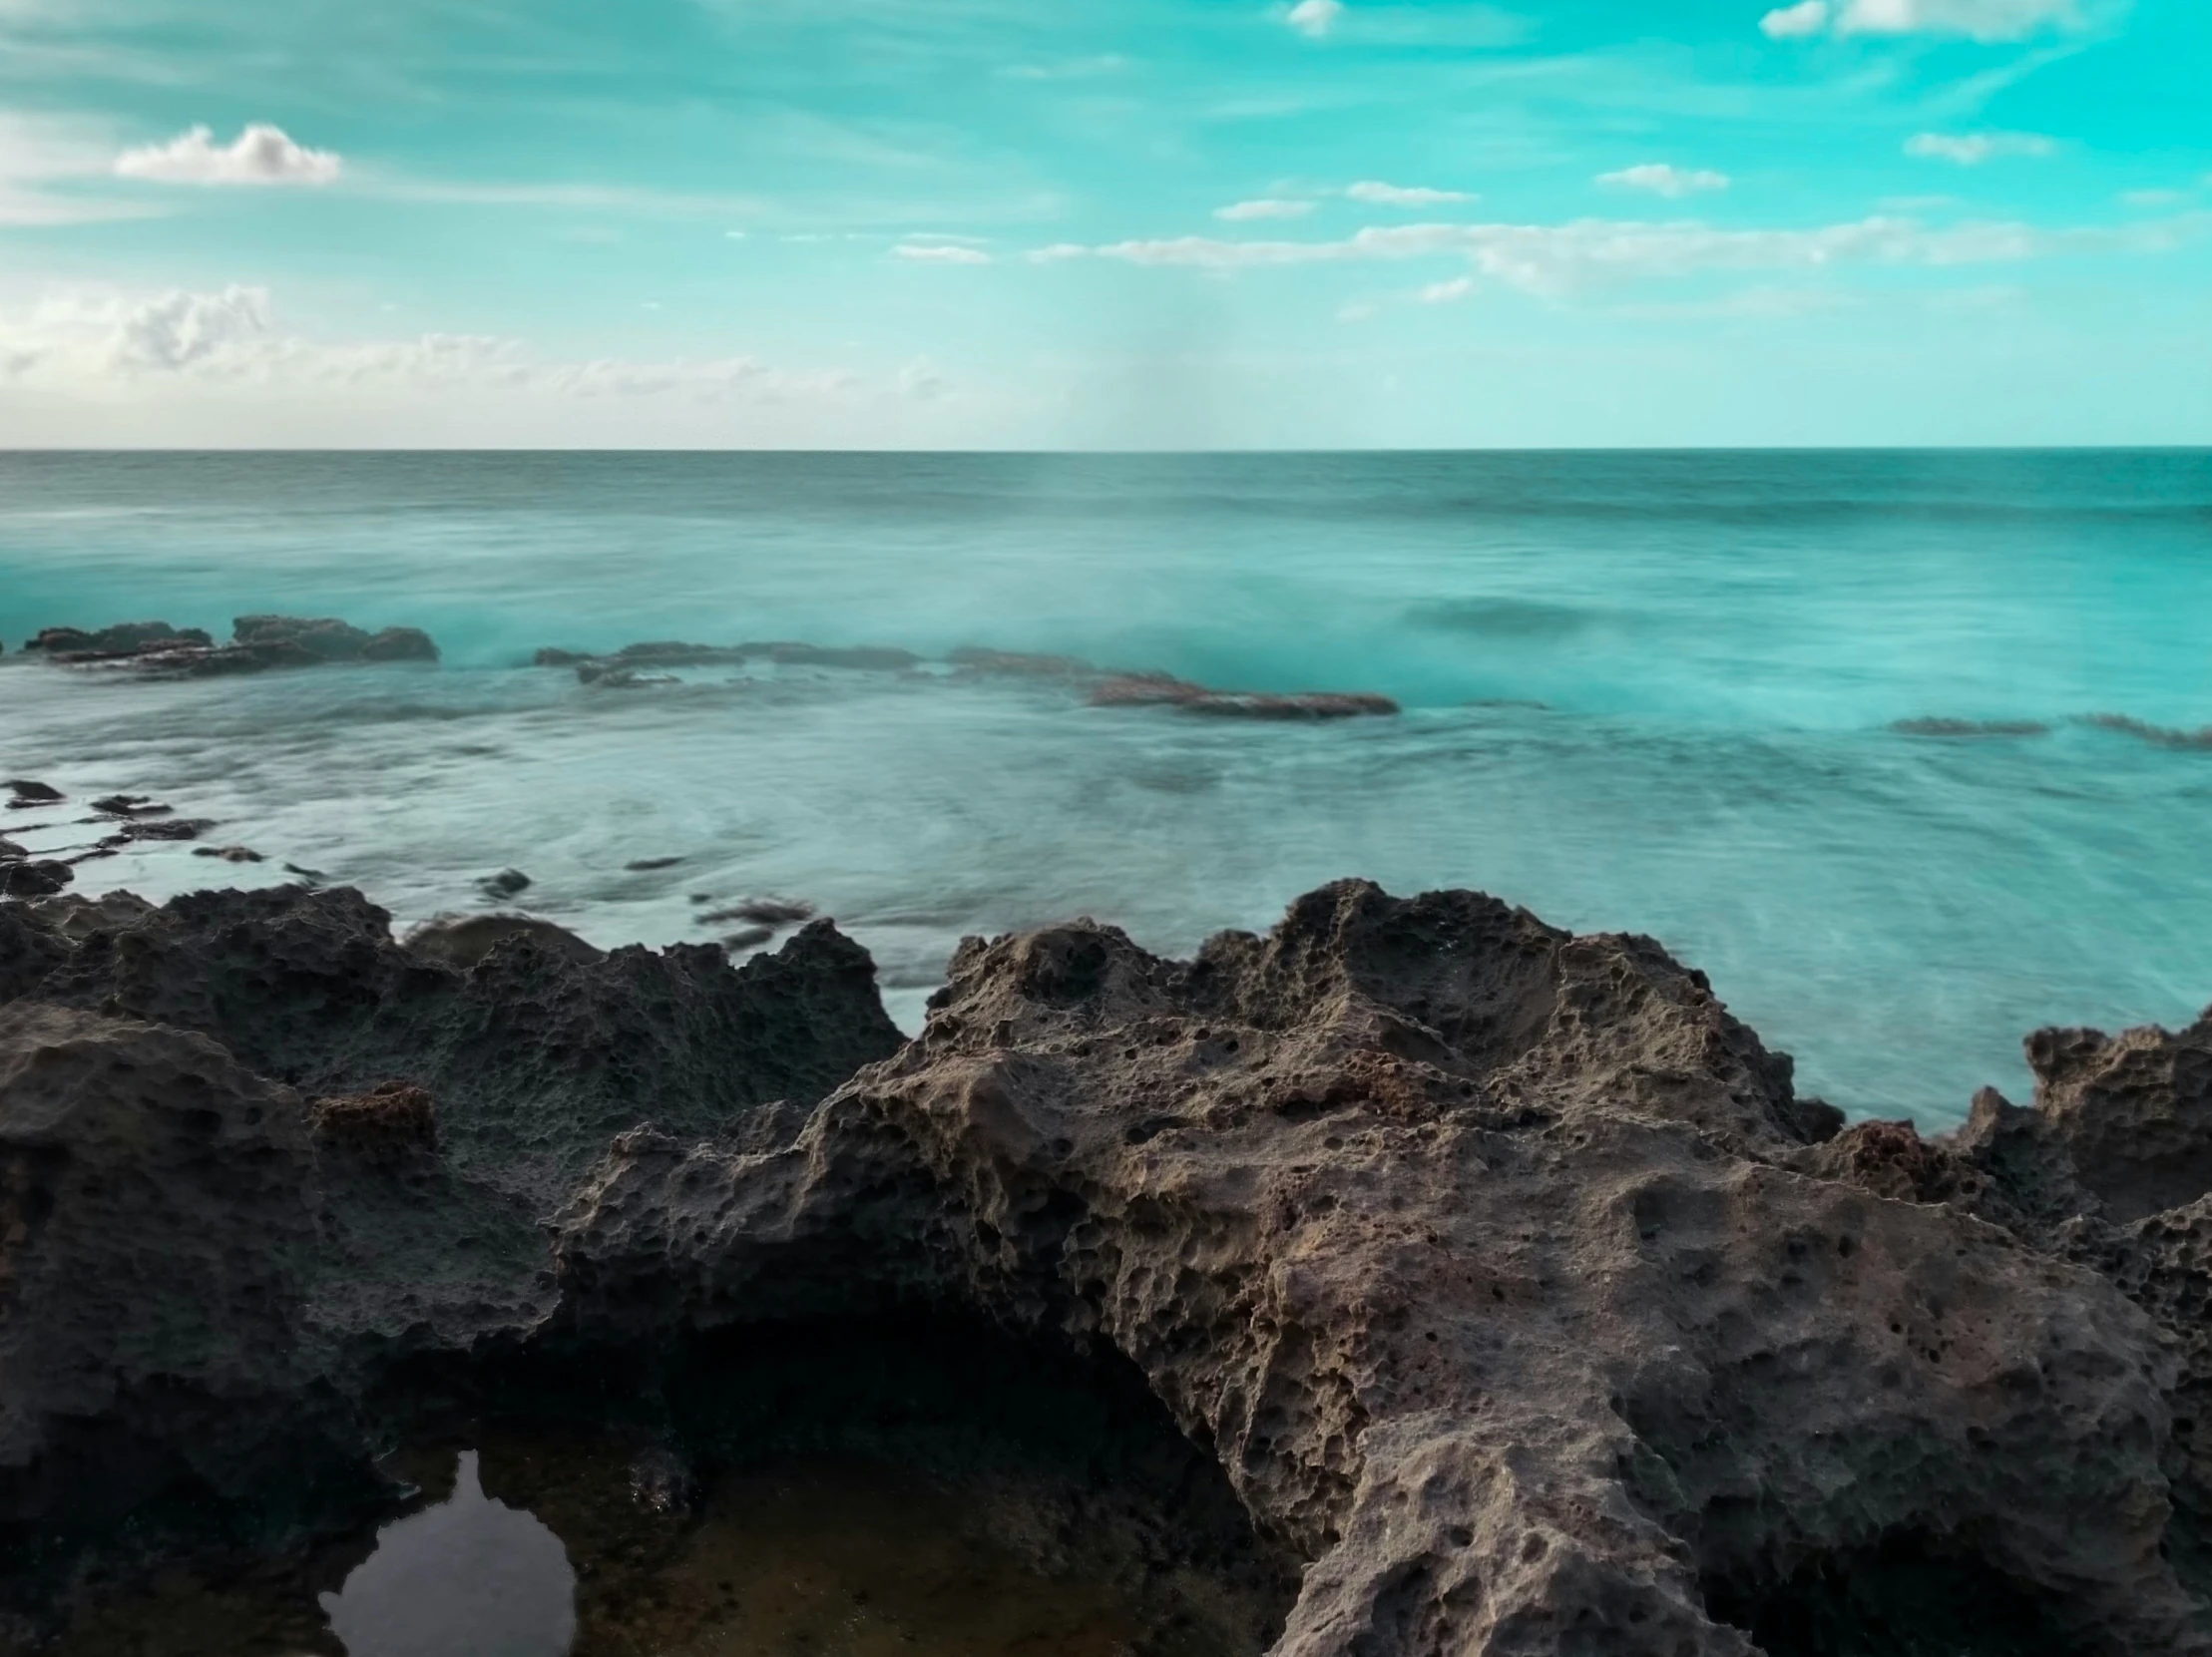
[552,881,2208,1656]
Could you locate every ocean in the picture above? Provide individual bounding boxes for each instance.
[2,448,2207,1126]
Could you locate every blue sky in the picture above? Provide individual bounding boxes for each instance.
[0,0,2206,446]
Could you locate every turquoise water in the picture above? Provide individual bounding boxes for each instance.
[2,450,2208,1124]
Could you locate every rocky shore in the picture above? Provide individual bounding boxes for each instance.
[3,876,2211,1654]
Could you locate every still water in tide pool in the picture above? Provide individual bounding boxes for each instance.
[2,449,2210,1123]
[15,1442,1197,1657]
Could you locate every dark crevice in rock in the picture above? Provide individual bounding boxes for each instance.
[1702,1529,2091,1657]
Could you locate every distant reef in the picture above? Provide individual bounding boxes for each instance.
[4,873,2212,1654]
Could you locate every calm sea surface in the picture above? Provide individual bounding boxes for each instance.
[2,450,2208,1125]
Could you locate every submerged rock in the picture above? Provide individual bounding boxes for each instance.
[1892,717,2052,738]
[4,877,2212,1652]
[2085,712,2212,750]
[193,845,267,864]
[1090,672,1401,720]
[2,782,62,805]
[477,867,532,901]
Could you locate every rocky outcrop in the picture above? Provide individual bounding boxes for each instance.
[5,877,2212,1653]
[23,621,213,655]
[552,882,2203,1655]
[21,616,437,676]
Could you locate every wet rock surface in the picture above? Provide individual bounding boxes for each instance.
[4,877,2212,1653]
[18,617,438,676]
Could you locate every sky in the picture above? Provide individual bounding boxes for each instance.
[0,0,2206,447]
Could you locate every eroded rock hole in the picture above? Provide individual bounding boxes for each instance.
[1702,1529,2092,1657]
[4,1317,1296,1657]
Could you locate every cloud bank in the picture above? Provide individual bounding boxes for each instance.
[115,124,341,188]
[0,285,851,404]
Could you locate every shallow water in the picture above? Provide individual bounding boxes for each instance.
[4,450,2210,1123]
[1,1442,1204,1657]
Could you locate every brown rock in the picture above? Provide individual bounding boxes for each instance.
[310,1079,439,1161]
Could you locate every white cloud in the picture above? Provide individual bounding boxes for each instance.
[1286,0,1343,37]
[893,242,992,264]
[1419,276,1475,303]
[1767,0,2091,39]
[1216,198,1314,221]
[1905,131,2055,165]
[0,284,850,404]
[1598,164,1731,199]
[1030,211,2208,296]
[115,124,340,188]
[1760,1,1832,37]
[1347,181,1473,207]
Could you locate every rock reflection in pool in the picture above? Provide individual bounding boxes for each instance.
[320,1450,576,1657]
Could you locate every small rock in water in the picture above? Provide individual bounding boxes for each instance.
[91,795,172,817]
[688,893,714,905]
[479,868,533,900]
[194,845,267,864]
[720,927,775,952]
[702,897,816,929]
[284,862,331,884]
[0,860,74,898]
[4,779,64,804]
[625,857,685,872]
[0,838,21,862]
[123,818,215,842]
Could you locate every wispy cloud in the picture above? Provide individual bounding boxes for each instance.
[893,241,992,264]
[1347,181,1473,207]
[1760,0,2095,40]
[0,114,156,225]
[1216,199,1314,221]
[1597,164,1730,198]
[114,124,340,188]
[1419,276,1475,303]
[1001,55,1128,80]
[369,179,766,216]
[1905,132,2055,165]
[1286,0,1343,38]
[1031,211,2208,295]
